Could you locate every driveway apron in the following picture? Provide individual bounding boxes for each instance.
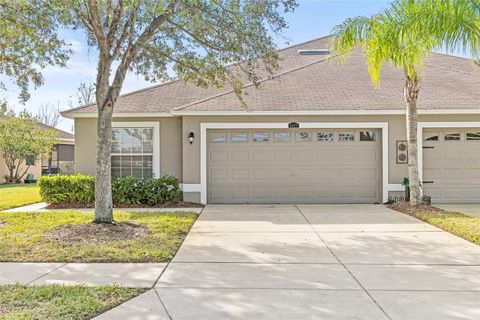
[98,204,480,320]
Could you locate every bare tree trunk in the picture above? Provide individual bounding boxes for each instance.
[94,101,114,223]
[404,72,422,206]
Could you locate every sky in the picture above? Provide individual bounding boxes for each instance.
[3,0,394,132]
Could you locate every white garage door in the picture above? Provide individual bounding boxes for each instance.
[423,129,480,203]
[207,129,381,203]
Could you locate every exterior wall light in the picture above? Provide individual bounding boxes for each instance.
[188,131,195,144]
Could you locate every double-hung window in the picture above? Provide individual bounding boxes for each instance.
[111,125,156,178]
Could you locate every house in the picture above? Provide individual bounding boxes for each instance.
[0,123,75,183]
[62,36,480,204]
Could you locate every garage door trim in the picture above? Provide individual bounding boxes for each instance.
[418,121,480,199]
[200,122,390,204]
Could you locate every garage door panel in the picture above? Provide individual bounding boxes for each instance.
[253,150,270,161]
[207,128,380,203]
[231,169,249,181]
[424,129,480,203]
[231,151,249,161]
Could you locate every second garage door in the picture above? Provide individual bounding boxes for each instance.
[207,128,381,203]
[423,129,480,203]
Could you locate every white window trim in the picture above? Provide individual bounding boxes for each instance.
[112,121,160,178]
[417,122,480,190]
[200,122,390,204]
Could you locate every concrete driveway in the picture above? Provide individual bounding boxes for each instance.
[98,204,480,320]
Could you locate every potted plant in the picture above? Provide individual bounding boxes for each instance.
[402,177,410,202]
[24,173,37,184]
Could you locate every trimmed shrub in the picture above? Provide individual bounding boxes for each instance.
[38,174,182,206]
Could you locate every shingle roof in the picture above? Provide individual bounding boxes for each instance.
[37,122,75,140]
[63,35,480,116]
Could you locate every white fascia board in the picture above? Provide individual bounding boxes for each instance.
[173,109,480,116]
[63,109,480,119]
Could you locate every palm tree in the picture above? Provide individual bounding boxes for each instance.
[331,0,480,205]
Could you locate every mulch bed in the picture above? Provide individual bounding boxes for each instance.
[388,202,446,216]
[46,201,204,209]
[44,222,150,244]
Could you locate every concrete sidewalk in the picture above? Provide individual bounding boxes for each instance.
[96,204,480,320]
[0,263,166,288]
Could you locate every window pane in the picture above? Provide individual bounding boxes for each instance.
[339,133,354,142]
[112,156,121,167]
[143,156,153,168]
[143,168,153,178]
[112,168,121,178]
[296,132,312,142]
[231,132,248,142]
[466,132,480,141]
[130,128,143,153]
[209,132,226,142]
[360,131,376,141]
[132,156,142,168]
[132,168,143,178]
[445,133,460,141]
[26,155,35,166]
[424,133,439,141]
[274,132,290,142]
[142,128,153,153]
[253,132,269,142]
[317,132,333,142]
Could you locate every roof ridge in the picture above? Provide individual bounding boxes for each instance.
[63,36,334,115]
[425,61,480,78]
[174,52,339,112]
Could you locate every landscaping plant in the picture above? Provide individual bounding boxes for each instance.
[38,174,182,207]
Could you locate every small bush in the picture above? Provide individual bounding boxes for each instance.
[38,174,182,206]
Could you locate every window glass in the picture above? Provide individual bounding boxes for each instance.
[26,155,35,166]
[317,132,333,142]
[112,127,154,178]
[253,132,269,142]
[339,133,354,142]
[274,132,290,142]
[208,132,226,142]
[424,133,439,141]
[295,132,312,142]
[231,132,248,142]
[444,133,460,141]
[360,131,376,141]
[466,132,480,141]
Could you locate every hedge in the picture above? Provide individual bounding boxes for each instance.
[38,174,182,206]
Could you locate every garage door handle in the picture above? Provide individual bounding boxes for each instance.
[423,181,434,184]
[423,146,435,149]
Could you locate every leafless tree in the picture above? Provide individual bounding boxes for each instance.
[36,101,62,128]
[76,80,95,105]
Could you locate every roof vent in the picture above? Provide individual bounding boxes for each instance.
[298,49,330,56]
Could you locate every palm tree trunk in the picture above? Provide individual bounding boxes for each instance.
[404,72,422,205]
[94,100,114,223]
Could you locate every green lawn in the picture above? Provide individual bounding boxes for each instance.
[0,184,41,210]
[0,284,144,320]
[0,210,197,262]
[389,203,480,245]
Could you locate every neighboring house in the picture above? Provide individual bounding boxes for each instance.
[0,124,75,183]
[62,36,480,204]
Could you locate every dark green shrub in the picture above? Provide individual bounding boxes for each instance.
[38,174,182,206]
[39,174,95,204]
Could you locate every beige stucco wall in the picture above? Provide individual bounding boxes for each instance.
[73,113,480,203]
[74,117,183,179]
[0,158,42,183]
